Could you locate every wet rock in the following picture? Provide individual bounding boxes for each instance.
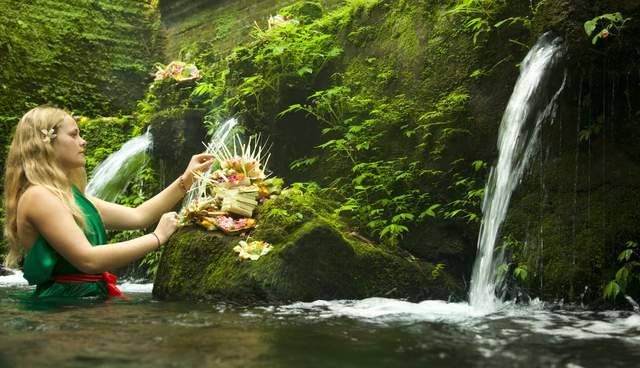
[153,188,461,303]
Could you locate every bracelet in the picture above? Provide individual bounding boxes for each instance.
[178,175,189,193]
[151,232,161,247]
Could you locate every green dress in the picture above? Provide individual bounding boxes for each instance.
[22,186,110,298]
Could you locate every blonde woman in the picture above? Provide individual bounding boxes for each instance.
[3,106,213,298]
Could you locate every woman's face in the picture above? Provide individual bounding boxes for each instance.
[52,115,86,171]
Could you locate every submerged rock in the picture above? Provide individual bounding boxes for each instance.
[153,187,460,303]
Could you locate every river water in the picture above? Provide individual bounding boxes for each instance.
[1,274,639,368]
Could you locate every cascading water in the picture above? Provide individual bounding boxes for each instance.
[469,33,567,311]
[86,130,153,202]
[183,117,239,206]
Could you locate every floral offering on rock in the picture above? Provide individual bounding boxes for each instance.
[154,61,201,82]
[214,215,256,234]
[233,239,273,261]
[267,14,299,29]
[179,134,282,244]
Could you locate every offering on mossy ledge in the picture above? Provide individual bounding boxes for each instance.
[154,61,201,82]
[267,14,299,29]
[233,239,273,261]
[179,134,283,234]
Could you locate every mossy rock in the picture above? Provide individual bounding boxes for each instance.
[149,107,207,186]
[153,188,460,303]
[279,1,323,24]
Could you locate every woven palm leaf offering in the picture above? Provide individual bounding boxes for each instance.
[179,134,282,260]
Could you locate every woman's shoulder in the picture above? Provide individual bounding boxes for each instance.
[21,185,58,202]
[19,185,67,215]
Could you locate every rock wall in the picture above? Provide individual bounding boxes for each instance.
[0,0,162,117]
[159,0,343,60]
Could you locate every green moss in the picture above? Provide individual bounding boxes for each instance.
[154,183,461,302]
[279,1,324,24]
[0,0,161,117]
[148,107,207,187]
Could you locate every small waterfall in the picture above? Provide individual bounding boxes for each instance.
[469,33,567,311]
[183,117,239,205]
[86,130,153,201]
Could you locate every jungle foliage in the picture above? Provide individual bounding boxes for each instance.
[180,0,487,250]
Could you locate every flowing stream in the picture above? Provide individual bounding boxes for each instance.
[1,273,640,367]
[469,33,567,311]
[86,130,153,201]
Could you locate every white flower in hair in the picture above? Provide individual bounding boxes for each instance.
[40,128,57,143]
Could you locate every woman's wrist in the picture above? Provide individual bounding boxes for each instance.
[150,232,162,248]
[178,174,190,194]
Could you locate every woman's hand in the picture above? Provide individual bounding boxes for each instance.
[154,211,180,245]
[181,153,215,188]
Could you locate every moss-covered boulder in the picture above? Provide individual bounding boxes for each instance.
[149,107,207,186]
[279,1,323,24]
[153,187,461,303]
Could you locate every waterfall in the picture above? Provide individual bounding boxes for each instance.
[183,117,239,206]
[86,130,153,202]
[469,33,567,311]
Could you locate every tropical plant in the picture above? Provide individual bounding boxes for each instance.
[446,0,507,44]
[604,241,640,301]
[496,235,528,283]
[584,12,631,45]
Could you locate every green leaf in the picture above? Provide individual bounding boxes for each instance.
[496,263,509,282]
[513,264,528,281]
[444,209,463,218]
[336,204,358,213]
[472,160,486,171]
[419,204,441,219]
[616,267,630,289]
[272,45,286,55]
[380,224,409,238]
[603,280,621,300]
[355,142,370,151]
[317,139,337,149]
[278,103,303,117]
[583,19,597,36]
[367,219,387,229]
[602,12,623,23]
[289,157,317,170]
[297,67,313,76]
[618,249,635,262]
[392,213,415,223]
[327,47,342,57]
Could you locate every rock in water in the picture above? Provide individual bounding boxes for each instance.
[153,188,460,303]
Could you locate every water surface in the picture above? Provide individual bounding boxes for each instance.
[1,275,639,368]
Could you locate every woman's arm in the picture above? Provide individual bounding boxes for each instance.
[23,186,178,274]
[91,153,214,230]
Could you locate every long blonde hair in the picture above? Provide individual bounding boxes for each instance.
[3,106,87,268]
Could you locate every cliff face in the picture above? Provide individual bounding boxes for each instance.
[150,0,640,304]
[0,0,162,117]
[159,0,343,60]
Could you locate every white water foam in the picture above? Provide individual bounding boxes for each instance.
[0,269,29,287]
[277,297,490,324]
[0,269,152,293]
[118,281,153,293]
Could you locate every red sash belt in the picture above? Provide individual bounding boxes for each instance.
[54,272,123,297]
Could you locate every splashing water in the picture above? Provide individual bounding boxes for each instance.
[86,130,153,202]
[469,33,567,311]
[182,117,239,206]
